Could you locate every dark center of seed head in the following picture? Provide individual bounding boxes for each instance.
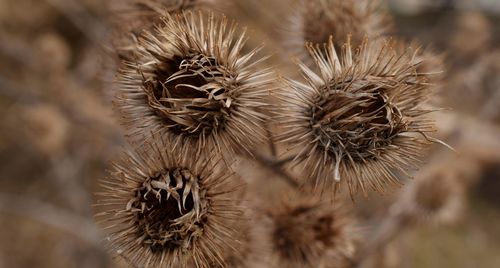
[132,169,198,253]
[313,85,404,160]
[149,53,227,135]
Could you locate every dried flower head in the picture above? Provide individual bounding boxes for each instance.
[115,11,273,158]
[278,37,439,196]
[266,192,355,268]
[395,166,465,226]
[95,140,242,268]
[285,0,392,62]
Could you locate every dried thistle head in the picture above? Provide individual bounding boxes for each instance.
[115,11,274,159]
[395,166,465,226]
[265,192,355,268]
[95,140,243,268]
[277,37,439,196]
[285,0,392,62]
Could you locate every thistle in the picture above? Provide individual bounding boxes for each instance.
[278,37,438,196]
[95,140,242,268]
[115,11,273,159]
[285,0,391,62]
[266,192,355,268]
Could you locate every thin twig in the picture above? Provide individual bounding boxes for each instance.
[252,151,300,188]
[350,212,412,268]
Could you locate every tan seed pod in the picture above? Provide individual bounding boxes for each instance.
[114,11,274,160]
[264,191,356,268]
[277,37,440,196]
[95,140,243,268]
[285,0,392,63]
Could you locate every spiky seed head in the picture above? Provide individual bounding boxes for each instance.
[285,0,392,63]
[95,141,243,268]
[266,192,355,268]
[396,166,465,226]
[115,11,274,159]
[277,37,439,196]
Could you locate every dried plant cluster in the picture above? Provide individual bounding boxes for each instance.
[96,1,451,267]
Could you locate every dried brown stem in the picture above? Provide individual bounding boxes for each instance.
[252,151,300,188]
[349,212,412,268]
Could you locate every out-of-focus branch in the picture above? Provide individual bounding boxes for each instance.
[44,0,110,47]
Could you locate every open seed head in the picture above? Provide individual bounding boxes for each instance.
[115,11,274,159]
[277,37,439,197]
[95,140,243,268]
[285,0,392,63]
[266,192,355,268]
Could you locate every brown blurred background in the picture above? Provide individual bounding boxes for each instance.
[0,0,499,267]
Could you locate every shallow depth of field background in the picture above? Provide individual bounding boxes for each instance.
[0,0,499,267]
